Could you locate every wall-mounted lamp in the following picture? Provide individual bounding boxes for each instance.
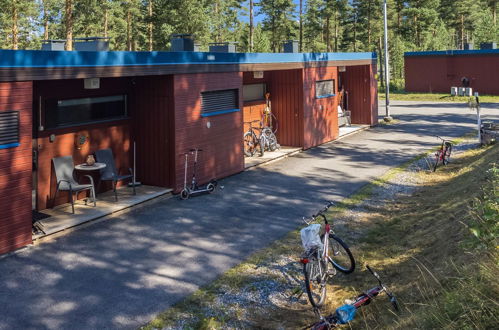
[84,78,100,89]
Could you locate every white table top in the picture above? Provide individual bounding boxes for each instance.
[75,162,107,171]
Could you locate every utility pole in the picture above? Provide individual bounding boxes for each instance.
[383,0,392,121]
[299,0,303,52]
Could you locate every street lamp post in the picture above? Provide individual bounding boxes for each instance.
[383,0,392,121]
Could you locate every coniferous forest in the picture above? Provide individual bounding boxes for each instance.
[0,1,497,81]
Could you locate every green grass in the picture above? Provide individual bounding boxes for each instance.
[143,141,499,330]
[378,91,499,103]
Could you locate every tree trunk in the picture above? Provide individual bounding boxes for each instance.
[249,0,253,52]
[127,9,132,51]
[104,8,109,38]
[12,2,19,50]
[334,10,338,52]
[215,0,220,42]
[42,0,49,40]
[299,0,303,52]
[353,18,357,52]
[326,16,330,52]
[148,0,153,51]
[367,1,372,46]
[492,2,497,26]
[65,0,73,50]
[461,15,465,49]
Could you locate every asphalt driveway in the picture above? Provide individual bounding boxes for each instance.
[0,101,497,329]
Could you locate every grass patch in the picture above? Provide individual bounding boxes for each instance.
[378,91,499,103]
[144,142,498,329]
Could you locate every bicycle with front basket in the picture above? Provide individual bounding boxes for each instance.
[307,265,399,329]
[433,136,452,172]
[300,202,356,308]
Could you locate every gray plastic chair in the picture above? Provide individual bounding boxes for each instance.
[95,148,135,201]
[52,155,96,214]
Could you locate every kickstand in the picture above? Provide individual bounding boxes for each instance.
[313,307,322,319]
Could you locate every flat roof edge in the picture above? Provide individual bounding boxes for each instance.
[0,49,376,69]
[405,49,499,57]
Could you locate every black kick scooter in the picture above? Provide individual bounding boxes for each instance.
[180,148,217,200]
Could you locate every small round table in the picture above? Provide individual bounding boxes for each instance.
[75,162,106,171]
[75,163,107,203]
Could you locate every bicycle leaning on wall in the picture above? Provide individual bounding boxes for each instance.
[243,120,264,157]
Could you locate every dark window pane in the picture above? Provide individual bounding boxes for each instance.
[243,84,266,102]
[45,95,127,129]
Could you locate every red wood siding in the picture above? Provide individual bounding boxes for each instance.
[342,65,378,126]
[303,66,339,149]
[268,69,303,147]
[405,54,499,95]
[172,72,244,192]
[0,81,32,254]
[34,78,133,210]
[131,76,174,188]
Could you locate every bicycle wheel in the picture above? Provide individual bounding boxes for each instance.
[327,234,355,274]
[303,256,327,308]
[206,182,216,193]
[443,143,452,165]
[262,127,277,151]
[180,188,190,200]
[243,131,256,157]
[257,134,265,156]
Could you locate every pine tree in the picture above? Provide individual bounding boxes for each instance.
[258,0,297,52]
[303,0,323,52]
[0,0,37,49]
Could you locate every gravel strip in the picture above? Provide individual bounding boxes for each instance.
[160,138,479,329]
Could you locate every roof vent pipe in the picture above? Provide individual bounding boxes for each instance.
[480,42,497,50]
[41,40,66,51]
[463,43,474,50]
[283,40,299,53]
[73,37,110,51]
[170,34,195,52]
[209,42,237,53]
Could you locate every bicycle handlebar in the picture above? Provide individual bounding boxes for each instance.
[311,201,334,218]
[303,202,334,225]
[435,135,450,142]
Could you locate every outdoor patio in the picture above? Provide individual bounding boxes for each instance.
[339,124,369,138]
[244,146,302,169]
[32,185,172,239]
[244,125,367,169]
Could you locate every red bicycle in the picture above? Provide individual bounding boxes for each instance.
[307,265,399,329]
[433,136,452,172]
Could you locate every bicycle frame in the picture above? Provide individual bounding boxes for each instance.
[309,265,398,329]
[433,136,452,171]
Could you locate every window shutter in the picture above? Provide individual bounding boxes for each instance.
[201,89,239,116]
[0,111,20,147]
